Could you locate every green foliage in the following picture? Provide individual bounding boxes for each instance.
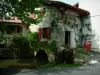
[76,48,90,56]
[39,62,81,69]
[0,0,46,25]
[0,23,6,33]
[28,32,39,52]
[32,40,57,54]
[0,32,5,44]
[28,32,39,41]
[55,49,74,64]
[28,31,57,53]
[39,40,49,50]
[28,33,57,54]
[12,34,23,47]
[39,62,56,69]
[63,14,78,29]
[12,34,33,58]
[49,40,57,53]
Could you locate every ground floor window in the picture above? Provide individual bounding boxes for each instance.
[0,24,22,34]
[38,27,50,40]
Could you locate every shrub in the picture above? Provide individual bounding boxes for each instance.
[0,49,12,59]
[76,48,90,56]
[12,34,33,58]
[0,34,16,59]
[39,40,49,50]
[49,40,57,53]
[28,32,40,53]
[28,32,39,41]
[55,48,74,64]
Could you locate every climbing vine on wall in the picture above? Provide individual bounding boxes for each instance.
[64,14,92,47]
[50,11,92,47]
[50,10,64,43]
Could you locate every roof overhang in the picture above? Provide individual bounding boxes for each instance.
[44,1,90,15]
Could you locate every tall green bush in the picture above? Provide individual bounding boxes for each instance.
[12,34,33,58]
[28,32,40,53]
[28,31,39,41]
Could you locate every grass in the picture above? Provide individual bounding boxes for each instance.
[39,63,82,69]
[0,59,82,69]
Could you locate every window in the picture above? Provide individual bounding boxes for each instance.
[38,27,50,40]
[6,25,17,34]
[42,28,47,39]
[6,25,22,34]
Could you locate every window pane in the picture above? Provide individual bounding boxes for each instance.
[43,28,47,38]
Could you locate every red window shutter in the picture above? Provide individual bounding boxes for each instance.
[47,27,50,40]
[17,26,22,33]
[38,28,41,39]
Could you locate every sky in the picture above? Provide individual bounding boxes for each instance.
[54,0,78,5]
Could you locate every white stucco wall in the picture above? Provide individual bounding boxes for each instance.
[29,6,59,32]
[29,6,83,48]
[29,24,39,32]
[79,0,100,52]
[38,6,59,28]
[63,10,81,48]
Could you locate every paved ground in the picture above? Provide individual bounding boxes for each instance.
[1,52,100,75]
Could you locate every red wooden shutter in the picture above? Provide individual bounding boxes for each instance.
[47,27,50,40]
[17,26,22,33]
[38,28,41,39]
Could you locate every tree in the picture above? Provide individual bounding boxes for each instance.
[0,0,46,25]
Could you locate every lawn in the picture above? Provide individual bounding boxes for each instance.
[0,59,82,69]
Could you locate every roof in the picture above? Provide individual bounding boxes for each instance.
[44,1,90,15]
[0,17,22,24]
[0,1,90,24]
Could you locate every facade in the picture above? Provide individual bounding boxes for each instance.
[79,0,100,52]
[30,1,91,48]
[0,1,91,49]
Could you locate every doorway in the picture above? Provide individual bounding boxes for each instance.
[65,31,70,46]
